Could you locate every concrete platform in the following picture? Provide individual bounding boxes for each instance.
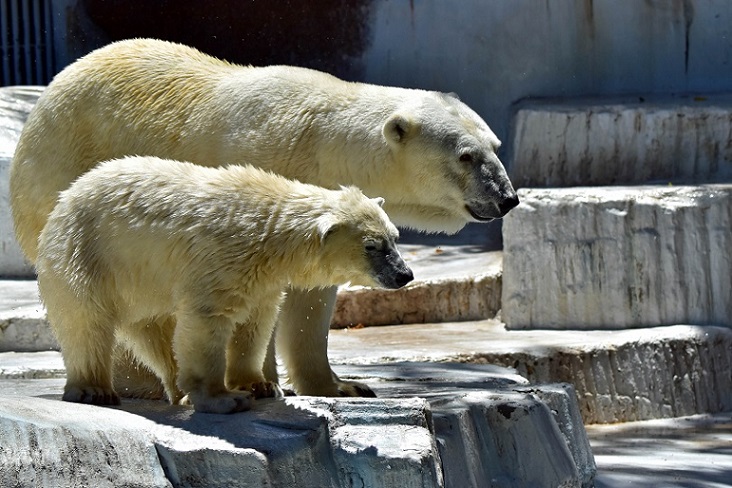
[0,357,594,488]
[333,244,501,327]
[327,321,732,424]
[3,352,732,488]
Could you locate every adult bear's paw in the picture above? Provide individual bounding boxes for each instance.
[336,379,377,398]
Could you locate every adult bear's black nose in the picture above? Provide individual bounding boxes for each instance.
[499,194,520,216]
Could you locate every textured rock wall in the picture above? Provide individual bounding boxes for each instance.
[510,98,732,187]
[502,185,732,329]
[468,325,732,424]
[332,273,501,327]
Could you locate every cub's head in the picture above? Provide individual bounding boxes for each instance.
[381,91,519,234]
[315,188,413,290]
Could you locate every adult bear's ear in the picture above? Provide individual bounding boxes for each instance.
[383,114,415,144]
[372,197,385,207]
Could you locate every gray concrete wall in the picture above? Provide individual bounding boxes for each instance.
[360,0,732,155]
[45,0,732,156]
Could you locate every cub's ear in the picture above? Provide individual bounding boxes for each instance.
[372,197,385,207]
[383,114,415,144]
[316,214,342,242]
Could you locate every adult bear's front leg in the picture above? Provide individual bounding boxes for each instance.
[272,286,376,397]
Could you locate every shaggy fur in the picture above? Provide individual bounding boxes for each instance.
[11,38,517,397]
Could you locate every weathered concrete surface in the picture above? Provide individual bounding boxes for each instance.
[0,279,56,352]
[0,86,44,278]
[328,321,732,425]
[510,97,732,188]
[0,357,595,488]
[333,247,501,327]
[587,412,732,487]
[502,185,732,330]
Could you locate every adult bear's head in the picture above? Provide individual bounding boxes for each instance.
[381,91,518,234]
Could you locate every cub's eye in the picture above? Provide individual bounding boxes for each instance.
[459,153,473,163]
[364,240,380,252]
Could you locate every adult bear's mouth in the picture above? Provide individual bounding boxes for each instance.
[465,204,496,222]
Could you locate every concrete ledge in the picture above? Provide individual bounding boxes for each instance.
[502,185,732,329]
[333,272,500,327]
[328,321,732,425]
[470,325,732,424]
[0,359,595,488]
[510,96,732,187]
[0,279,55,352]
[0,86,44,279]
[333,247,502,327]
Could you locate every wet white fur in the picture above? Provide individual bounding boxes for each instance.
[11,38,512,396]
[37,157,399,413]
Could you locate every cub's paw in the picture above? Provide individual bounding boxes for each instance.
[337,380,376,398]
[242,380,284,399]
[228,378,284,399]
[63,385,121,405]
[187,390,253,414]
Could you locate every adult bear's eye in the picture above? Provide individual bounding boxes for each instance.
[459,153,473,163]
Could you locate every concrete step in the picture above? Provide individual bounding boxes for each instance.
[4,354,730,488]
[510,96,732,188]
[333,243,501,327]
[4,278,732,424]
[0,239,503,345]
[0,355,594,488]
[326,321,732,425]
[502,184,732,330]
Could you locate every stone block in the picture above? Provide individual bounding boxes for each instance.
[0,86,43,278]
[510,97,732,188]
[0,396,174,488]
[0,279,56,352]
[431,390,590,488]
[502,185,732,329]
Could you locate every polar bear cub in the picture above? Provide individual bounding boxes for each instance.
[37,156,413,414]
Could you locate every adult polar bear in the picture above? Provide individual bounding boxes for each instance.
[11,38,519,397]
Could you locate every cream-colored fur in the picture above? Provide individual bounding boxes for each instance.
[37,156,411,413]
[11,38,517,397]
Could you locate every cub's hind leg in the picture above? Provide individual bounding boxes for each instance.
[41,275,120,405]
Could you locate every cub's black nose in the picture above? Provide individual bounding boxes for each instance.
[499,194,520,216]
[395,268,414,288]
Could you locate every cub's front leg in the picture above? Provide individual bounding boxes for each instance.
[174,311,251,414]
[226,298,284,399]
